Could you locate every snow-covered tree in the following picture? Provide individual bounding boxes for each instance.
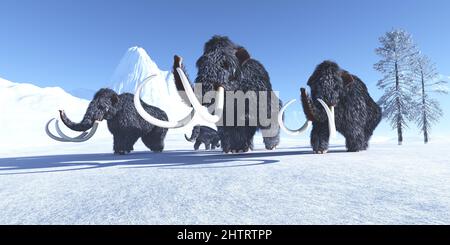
[411,55,448,143]
[374,29,420,145]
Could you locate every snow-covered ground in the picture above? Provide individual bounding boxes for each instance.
[1,132,449,224]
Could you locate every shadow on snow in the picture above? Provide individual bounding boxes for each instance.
[0,145,347,175]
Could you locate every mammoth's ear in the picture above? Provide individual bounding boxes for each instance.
[341,71,354,86]
[110,94,119,105]
[235,47,250,65]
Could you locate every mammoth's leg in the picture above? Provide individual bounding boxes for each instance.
[260,97,281,150]
[261,122,280,150]
[363,132,371,150]
[362,104,382,151]
[345,128,366,152]
[113,132,140,155]
[205,142,211,150]
[363,119,379,150]
[263,134,280,150]
[214,138,221,148]
[220,126,256,153]
[310,122,330,154]
[211,138,220,150]
[194,140,202,151]
[142,127,168,153]
[219,127,231,153]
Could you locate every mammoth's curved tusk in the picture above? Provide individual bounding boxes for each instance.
[134,75,195,128]
[67,120,99,142]
[277,99,311,136]
[317,99,337,139]
[176,68,224,123]
[55,120,89,140]
[45,118,100,142]
[46,119,70,142]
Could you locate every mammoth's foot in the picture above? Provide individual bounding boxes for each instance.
[222,139,254,154]
[220,127,256,154]
[347,149,361,152]
[113,134,138,155]
[263,136,280,151]
[311,123,330,155]
[345,137,367,152]
[224,147,252,154]
[313,150,328,154]
[114,150,132,155]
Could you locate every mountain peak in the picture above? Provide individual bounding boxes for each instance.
[127,46,153,63]
[108,47,191,122]
[109,46,161,94]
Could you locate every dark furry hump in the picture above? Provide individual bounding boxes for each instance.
[203,35,237,53]
[307,60,340,86]
[316,60,340,71]
[93,88,116,100]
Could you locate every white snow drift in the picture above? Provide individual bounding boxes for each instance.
[0,77,112,155]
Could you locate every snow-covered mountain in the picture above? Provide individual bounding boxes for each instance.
[0,77,111,155]
[109,47,191,122]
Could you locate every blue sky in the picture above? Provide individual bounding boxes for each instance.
[1,0,449,138]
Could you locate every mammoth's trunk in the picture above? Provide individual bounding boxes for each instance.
[185,127,200,142]
[300,88,337,138]
[59,109,95,132]
[173,55,194,106]
[301,88,325,123]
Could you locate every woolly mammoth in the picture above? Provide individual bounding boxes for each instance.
[279,61,382,153]
[135,35,282,153]
[185,125,221,150]
[46,88,168,154]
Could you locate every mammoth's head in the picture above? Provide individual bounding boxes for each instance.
[45,88,119,143]
[278,61,355,138]
[195,36,251,92]
[307,60,354,107]
[88,88,120,121]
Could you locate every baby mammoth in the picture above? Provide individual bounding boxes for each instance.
[279,61,382,153]
[185,125,221,150]
[46,88,168,154]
